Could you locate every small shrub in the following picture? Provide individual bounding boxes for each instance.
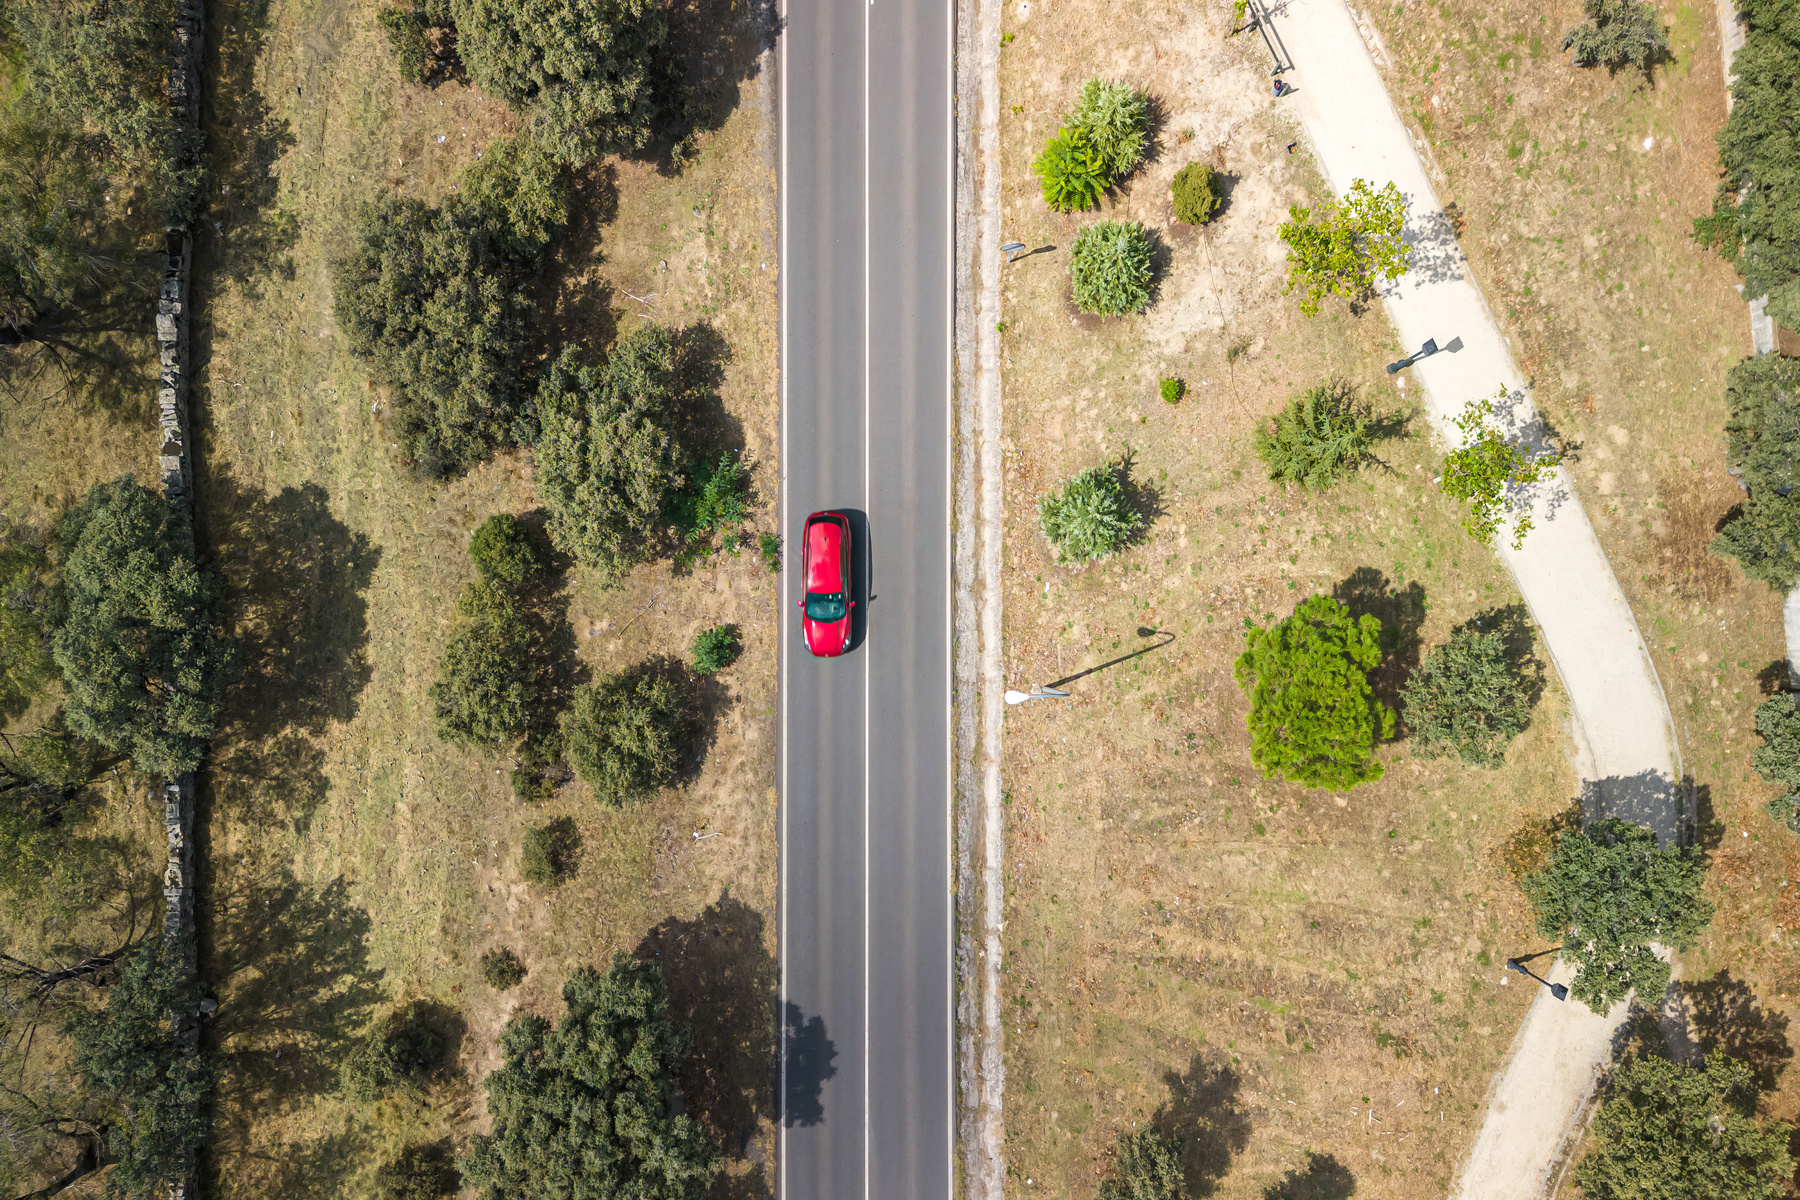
[1069,220,1154,316]
[1712,489,1800,589]
[1069,78,1149,181]
[374,1144,456,1200]
[341,1002,445,1100]
[1278,178,1408,317]
[479,947,528,990]
[1402,624,1534,767]
[1098,1128,1184,1200]
[691,625,741,675]
[1767,795,1800,835]
[1439,388,1556,549]
[1752,695,1800,789]
[1159,377,1184,405]
[430,581,537,748]
[758,531,782,572]
[1255,379,1378,490]
[561,670,685,806]
[670,453,748,539]
[1562,0,1668,70]
[469,513,543,587]
[521,816,581,887]
[1038,459,1144,564]
[1171,162,1222,225]
[1032,127,1107,212]
[378,8,432,83]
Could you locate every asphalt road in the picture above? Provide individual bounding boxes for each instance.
[776,0,953,1192]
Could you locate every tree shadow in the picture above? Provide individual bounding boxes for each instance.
[1330,567,1426,719]
[201,476,381,742]
[0,286,159,424]
[1758,660,1793,696]
[205,1130,361,1200]
[635,893,778,1158]
[505,509,584,741]
[642,0,780,174]
[1115,448,1166,551]
[779,1000,836,1130]
[1262,1153,1355,1200]
[1149,1054,1252,1197]
[208,729,329,840]
[670,322,746,471]
[636,654,731,789]
[1682,971,1792,1092]
[535,162,621,356]
[1692,780,1724,853]
[201,870,387,1110]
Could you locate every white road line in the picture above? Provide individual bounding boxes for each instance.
[941,0,957,1189]
[860,0,872,1192]
[774,0,789,1188]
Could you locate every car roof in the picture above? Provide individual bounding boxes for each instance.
[804,514,845,593]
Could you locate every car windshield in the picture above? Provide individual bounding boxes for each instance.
[804,592,846,622]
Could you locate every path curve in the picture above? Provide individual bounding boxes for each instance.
[1267,2,1682,1196]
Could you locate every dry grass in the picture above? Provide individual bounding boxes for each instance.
[992,4,1592,1197]
[178,0,780,1196]
[1360,0,1800,1150]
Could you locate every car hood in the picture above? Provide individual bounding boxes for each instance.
[805,614,850,657]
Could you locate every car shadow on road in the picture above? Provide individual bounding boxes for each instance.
[841,508,871,655]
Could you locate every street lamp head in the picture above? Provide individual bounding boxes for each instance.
[1550,983,1569,1002]
[1004,690,1033,705]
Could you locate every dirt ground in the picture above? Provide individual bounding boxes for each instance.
[988,3,1610,1197]
[1359,0,1800,1162]
[184,0,780,1195]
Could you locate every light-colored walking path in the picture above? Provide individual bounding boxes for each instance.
[1268,2,1683,1196]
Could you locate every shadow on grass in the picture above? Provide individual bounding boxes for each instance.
[1331,566,1425,718]
[636,893,779,1165]
[208,1130,361,1200]
[1262,1153,1355,1200]
[0,287,159,424]
[1683,971,1792,1092]
[643,0,780,174]
[1150,1054,1252,1197]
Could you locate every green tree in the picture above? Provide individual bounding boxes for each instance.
[459,955,723,1200]
[334,195,529,477]
[1713,356,1800,588]
[1703,0,1800,325]
[0,719,110,904]
[1521,818,1714,1012]
[1575,1051,1793,1199]
[470,514,544,588]
[0,535,55,722]
[689,625,740,675]
[51,477,234,778]
[378,7,433,82]
[480,947,529,990]
[521,816,580,887]
[1038,458,1144,565]
[1712,488,1800,588]
[451,0,668,166]
[459,130,573,262]
[1439,389,1556,549]
[1562,0,1668,71]
[374,1144,457,1200]
[0,112,109,336]
[532,334,683,581]
[1099,1129,1185,1200]
[430,580,538,749]
[1031,127,1107,213]
[66,941,213,1200]
[1069,220,1154,316]
[1254,379,1381,490]
[1751,694,1800,790]
[1401,623,1534,767]
[560,669,683,806]
[1278,178,1408,317]
[1234,595,1393,790]
[340,1002,445,1101]
[1171,161,1222,226]
[1069,78,1148,181]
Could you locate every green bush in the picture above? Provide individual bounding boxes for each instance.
[1069,220,1154,316]
[0,534,55,723]
[1562,0,1668,71]
[1069,78,1149,181]
[1171,162,1222,225]
[374,1144,457,1200]
[1712,488,1800,588]
[1235,595,1393,791]
[1038,459,1144,565]
[51,477,235,777]
[1401,623,1534,768]
[1159,377,1184,404]
[430,581,538,749]
[1031,127,1107,213]
[561,669,685,806]
[1768,794,1800,834]
[670,453,748,539]
[451,0,667,166]
[1254,379,1378,490]
[1522,818,1713,1012]
[1098,1129,1184,1200]
[460,131,573,262]
[341,1002,445,1101]
[470,514,543,587]
[532,333,684,581]
[758,531,782,573]
[1576,1052,1792,1199]
[690,625,741,675]
[1278,178,1408,317]
[1439,389,1556,549]
[378,7,432,82]
[1713,356,1800,588]
[521,816,581,887]
[0,112,109,337]
[1752,695,1800,789]
[334,195,529,477]
[480,947,529,990]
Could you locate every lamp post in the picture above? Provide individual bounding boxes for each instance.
[1386,338,1440,375]
[1004,686,1070,705]
[1001,241,1027,263]
[1505,956,1569,1002]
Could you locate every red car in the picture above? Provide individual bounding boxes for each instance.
[798,511,853,657]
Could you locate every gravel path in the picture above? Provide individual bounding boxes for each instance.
[1264,1,1683,1195]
